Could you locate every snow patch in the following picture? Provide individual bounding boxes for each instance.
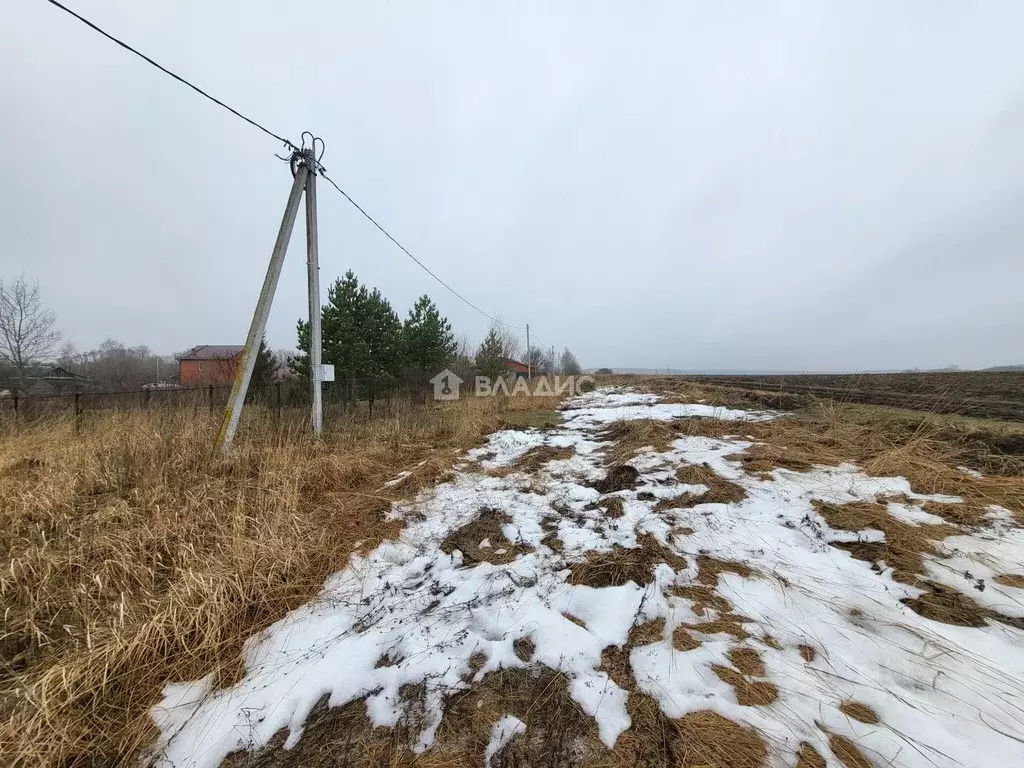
[484,715,525,766]
[149,388,1024,768]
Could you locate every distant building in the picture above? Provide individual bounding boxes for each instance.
[21,366,94,395]
[177,345,244,387]
[503,358,530,378]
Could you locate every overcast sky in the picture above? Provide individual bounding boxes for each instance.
[2,1,1023,372]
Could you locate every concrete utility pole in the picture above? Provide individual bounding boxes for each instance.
[526,324,531,380]
[215,144,323,455]
[305,158,322,437]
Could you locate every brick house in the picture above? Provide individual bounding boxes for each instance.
[177,345,243,387]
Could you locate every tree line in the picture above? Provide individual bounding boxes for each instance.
[0,270,583,393]
[289,270,582,382]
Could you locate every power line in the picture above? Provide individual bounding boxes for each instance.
[319,171,525,330]
[42,0,296,150]
[41,0,528,332]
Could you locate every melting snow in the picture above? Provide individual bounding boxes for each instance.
[484,715,526,766]
[149,387,1024,768]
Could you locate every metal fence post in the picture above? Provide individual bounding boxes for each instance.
[208,385,214,415]
[74,392,81,434]
[13,394,18,419]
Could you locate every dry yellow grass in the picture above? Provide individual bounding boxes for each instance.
[440,507,533,565]
[488,443,574,477]
[653,463,747,512]
[218,669,770,768]
[728,647,766,677]
[813,500,957,584]
[604,374,1024,492]
[672,625,702,652]
[669,584,733,616]
[711,665,779,707]
[829,734,873,768]
[796,743,827,768]
[0,394,560,767]
[838,701,880,725]
[568,533,688,588]
[696,554,755,587]
[599,418,679,464]
[7,375,1024,767]
[599,416,763,466]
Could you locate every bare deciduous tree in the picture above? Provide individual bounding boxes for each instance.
[62,339,173,391]
[491,322,522,361]
[541,347,557,374]
[527,345,547,374]
[560,347,583,375]
[0,275,61,391]
[451,332,475,378]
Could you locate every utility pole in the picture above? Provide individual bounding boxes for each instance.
[526,323,531,380]
[305,155,322,436]
[215,143,323,455]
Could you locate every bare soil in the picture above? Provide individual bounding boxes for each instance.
[678,371,1024,423]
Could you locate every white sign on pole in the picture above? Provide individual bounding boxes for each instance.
[320,364,335,382]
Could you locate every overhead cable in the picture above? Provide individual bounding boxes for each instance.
[43,0,296,150]
[319,171,525,331]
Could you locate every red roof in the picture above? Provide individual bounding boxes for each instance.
[179,345,244,361]
[503,358,529,373]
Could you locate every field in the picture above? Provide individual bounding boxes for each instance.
[2,380,1024,767]
[677,371,1024,422]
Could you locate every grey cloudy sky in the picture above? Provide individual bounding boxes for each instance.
[2,0,1023,371]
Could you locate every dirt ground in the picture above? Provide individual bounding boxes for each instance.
[675,371,1024,422]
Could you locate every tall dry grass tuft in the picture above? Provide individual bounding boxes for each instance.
[0,395,560,767]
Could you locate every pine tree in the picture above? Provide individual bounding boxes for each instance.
[292,271,405,382]
[403,295,456,374]
[247,337,276,402]
[362,287,405,377]
[324,270,369,378]
[291,320,311,379]
[475,328,506,381]
[252,337,276,386]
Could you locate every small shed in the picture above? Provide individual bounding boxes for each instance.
[25,366,94,394]
[502,358,530,378]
